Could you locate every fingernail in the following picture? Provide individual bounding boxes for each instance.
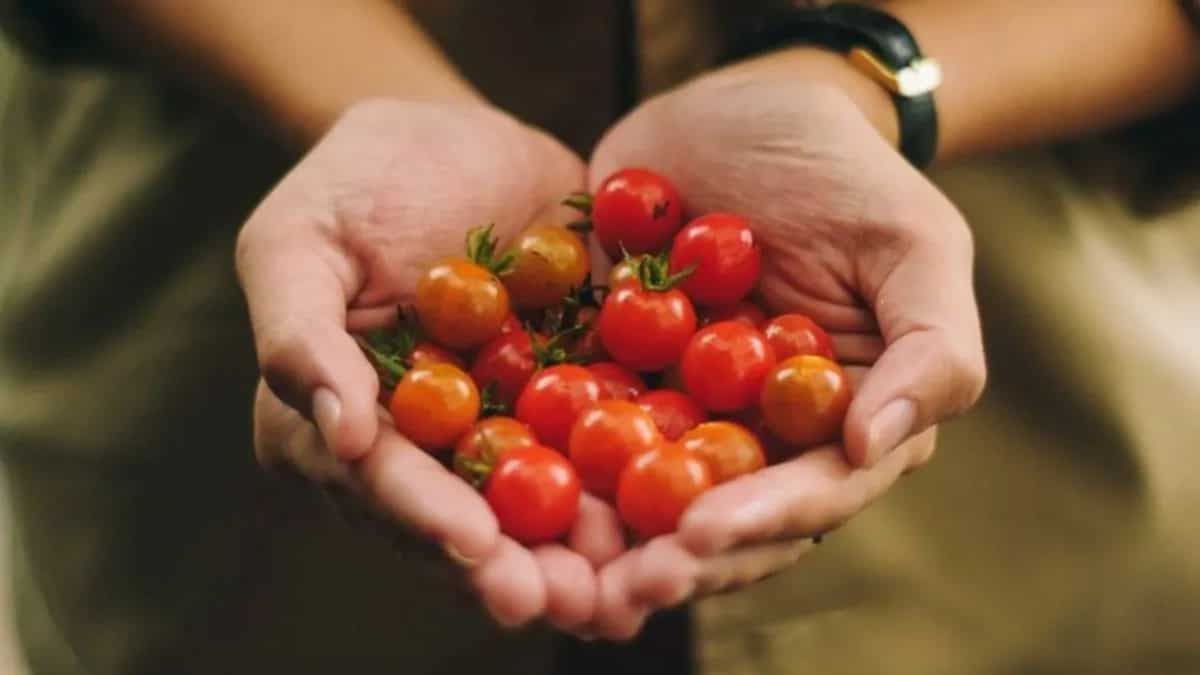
[443,542,479,569]
[865,399,917,466]
[312,387,341,453]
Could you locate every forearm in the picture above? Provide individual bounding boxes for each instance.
[79,0,480,146]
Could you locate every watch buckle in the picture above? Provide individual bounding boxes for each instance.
[848,47,942,97]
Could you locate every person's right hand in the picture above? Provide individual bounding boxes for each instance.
[236,99,623,629]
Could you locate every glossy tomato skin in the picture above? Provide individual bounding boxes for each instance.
[410,342,465,369]
[471,329,538,408]
[568,400,662,500]
[416,258,510,350]
[760,355,852,447]
[701,301,767,328]
[389,363,480,450]
[608,255,645,289]
[679,421,765,484]
[635,389,706,441]
[486,445,581,545]
[598,284,697,372]
[515,364,603,451]
[763,314,835,361]
[503,224,590,310]
[499,313,523,336]
[453,416,537,478]
[617,442,713,539]
[587,362,647,401]
[592,168,684,258]
[669,213,761,307]
[681,321,776,413]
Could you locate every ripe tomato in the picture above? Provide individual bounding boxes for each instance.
[452,416,537,483]
[669,213,760,307]
[679,421,765,484]
[570,305,607,362]
[599,283,696,372]
[617,442,713,539]
[503,224,590,310]
[416,258,509,350]
[608,255,646,289]
[701,301,767,328]
[499,313,523,335]
[587,362,647,401]
[592,168,684,258]
[725,407,794,465]
[568,400,662,500]
[760,355,851,446]
[515,364,603,451]
[409,342,465,369]
[471,329,538,408]
[681,321,776,412]
[762,313,835,361]
[635,389,706,441]
[389,363,480,450]
[486,445,581,545]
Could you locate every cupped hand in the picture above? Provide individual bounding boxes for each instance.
[583,50,986,638]
[236,99,623,630]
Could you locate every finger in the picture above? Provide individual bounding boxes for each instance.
[534,545,598,631]
[830,333,885,366]
[236,218,379,461]
[692,537,813,596]
[355,431,500,564]
[252,380,356,488]
[568,495,627,568]
[625,536,700,608]
[592,548,653,642]
[678,430,935,556]
[469,537,547,628]
[844,216,986,467]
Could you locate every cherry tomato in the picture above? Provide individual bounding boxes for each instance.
[568,400,662,499]
[389,363,480,450]
[599,283,696,372]
[635,389,706,441]
[760,355,852,446]
[416,258,509,350]
[499,313,523,335]
[570,305,607,362]
[515,364,603,451]
[409,342,465,369]
[725,407,794,464]
[503,224,590,310]
[592,168,684,258]
[701,301,767,328]
[452,417,537,483]
[617,442,712,539]
[669,213,761,307]
[608,255,646,289]
[762,313,835,361]
[681,321,776,412]
[471,329,538,408]
[587,362,647,401]
[679,421,765,484]
[486,445,581,545]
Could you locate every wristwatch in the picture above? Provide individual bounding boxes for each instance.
[726,3,943,169]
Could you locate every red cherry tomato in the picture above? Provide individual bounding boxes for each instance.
[568,400,662,500]
[592,168,684,258]
[570,305,608,363]
[635,389,706,441]
[725,407,794,465]
[453,416,537,483]
[471,329,538,408]
[701,301,767,328]
[599,283,697,372]
[669,213,761,307]
[503,224,591,310]
[499,313,523,335]
[515,364,603,451]
[760,355,852,447]
[681,321,776,413]
[679,421,765,484]
[486,445,581,545]
[389,363,480,450]
[587,362,647,401]
[416,258,509,351]
[762,314,835,361]
[409,342,465,369]
[617,442,713,539]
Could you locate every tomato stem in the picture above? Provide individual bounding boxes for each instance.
[633,251,693,292]
[466,224,516,276]
[562,191,593,215]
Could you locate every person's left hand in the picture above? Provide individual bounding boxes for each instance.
[579,49,985,639]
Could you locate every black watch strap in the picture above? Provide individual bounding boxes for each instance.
[727,3,941,169]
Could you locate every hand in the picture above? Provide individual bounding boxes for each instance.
[236,99,620,629]
[583,50,986,638]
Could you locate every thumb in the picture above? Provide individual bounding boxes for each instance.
[237,223,379,461]
[843,211,987,468]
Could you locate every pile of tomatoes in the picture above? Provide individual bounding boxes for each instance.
[362,168,850,546]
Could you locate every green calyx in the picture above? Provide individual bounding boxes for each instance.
[479,382,509,418]
[358,307,421,389]
[562,192,593,233]
[453,431,500,490]
[630,249,693,292]
[466,224,516,276]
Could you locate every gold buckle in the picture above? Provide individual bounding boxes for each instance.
[848,47,942,97]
